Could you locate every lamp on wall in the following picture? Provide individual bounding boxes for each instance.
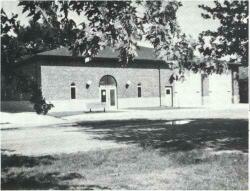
[86,80,92,89]
[125,80,131,88]
[179,74,185,82]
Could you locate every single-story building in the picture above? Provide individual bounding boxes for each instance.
[1,46,241,112]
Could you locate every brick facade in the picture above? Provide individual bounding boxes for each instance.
[1,50,241,112]
[41,65,162,100]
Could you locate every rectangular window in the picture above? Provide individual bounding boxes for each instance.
[71,87,76,99]
[166,89,171,95]
[138,86,142,97]
[101,89,106,102]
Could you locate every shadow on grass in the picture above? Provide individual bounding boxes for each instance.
[2,172,67,190]
[76,118,248,153]
[0,128,19,131]
[1,171,108,190]
[1,154,109,190]
[1,154,56,169]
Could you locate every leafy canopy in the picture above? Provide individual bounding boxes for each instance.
[1,0,197,92]
[17,0,193,67]
[198,1,248,67]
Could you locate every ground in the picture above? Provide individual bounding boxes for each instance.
[1,105,248,190]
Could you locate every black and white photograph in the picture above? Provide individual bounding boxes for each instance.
[0,0,248,190]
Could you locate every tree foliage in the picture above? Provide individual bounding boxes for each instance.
[17,0,193,67]
[198,1,248,67]
[1,9,22,81]
[1,0,197,95]
[1,5,79,82]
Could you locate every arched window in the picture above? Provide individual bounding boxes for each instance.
[99,75,117,86]
[137,83,142,97]
[70,82,76,99]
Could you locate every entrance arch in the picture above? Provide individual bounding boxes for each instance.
[99,75,117,87]
[99,75,117,109]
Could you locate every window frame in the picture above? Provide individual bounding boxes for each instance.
[70,83,76,100]
[137,83,142,98]
[101,89,107,103]
[166,89,171,95]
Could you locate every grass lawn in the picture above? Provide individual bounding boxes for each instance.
[1,118,248,190]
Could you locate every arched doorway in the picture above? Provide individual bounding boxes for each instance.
[99,75,117,109]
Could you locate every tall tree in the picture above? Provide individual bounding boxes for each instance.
[198,1,248,69]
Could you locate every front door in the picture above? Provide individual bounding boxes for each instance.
[164,86,173,107]
[100,86,117,110]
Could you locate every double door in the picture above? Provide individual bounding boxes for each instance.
[100,86,117,110]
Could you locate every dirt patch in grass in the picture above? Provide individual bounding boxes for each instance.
[1,146,248,190]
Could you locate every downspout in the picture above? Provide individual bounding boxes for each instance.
[231,69,234,104]
[201,74,204,105]
[116,84,119,110]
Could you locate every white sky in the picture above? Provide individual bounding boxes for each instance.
[177,1,220,38]
[1,0,220,42]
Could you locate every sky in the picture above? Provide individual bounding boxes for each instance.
[1,0,220,42]
[177,1,220,39]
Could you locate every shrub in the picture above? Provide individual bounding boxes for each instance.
[30,86,54,115]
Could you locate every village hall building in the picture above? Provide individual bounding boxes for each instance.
[1,46,240,112]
